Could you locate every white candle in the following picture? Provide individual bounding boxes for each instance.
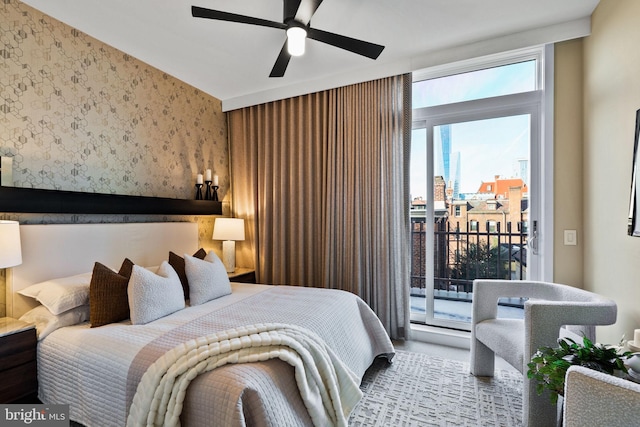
[205,169,212,181]
[196,174,203,184]
[634,329,640,345]
[213,175,219,186]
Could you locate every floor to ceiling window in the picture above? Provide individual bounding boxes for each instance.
[410,46,554,330]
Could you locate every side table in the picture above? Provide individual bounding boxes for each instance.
[228,268,256,284]
[0,317,38,403]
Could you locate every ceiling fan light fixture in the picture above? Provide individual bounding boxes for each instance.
[286,26,307,56]
[192,1,385,77]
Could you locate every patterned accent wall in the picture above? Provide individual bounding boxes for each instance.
[0,1,232,316]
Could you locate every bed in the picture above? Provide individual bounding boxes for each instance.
[6,222,394,427]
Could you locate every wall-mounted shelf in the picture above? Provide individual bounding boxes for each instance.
[0,186,222,215]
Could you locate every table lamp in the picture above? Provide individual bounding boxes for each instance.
[212,218,245,272]
[0,220,22,268]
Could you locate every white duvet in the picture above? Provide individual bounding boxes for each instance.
[38,283,394,427]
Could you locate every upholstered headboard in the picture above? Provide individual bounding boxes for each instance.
[6,222,199,318]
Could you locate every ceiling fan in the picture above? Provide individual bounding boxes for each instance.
[191,0,385,78]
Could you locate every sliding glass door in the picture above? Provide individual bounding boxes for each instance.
[410,48,552,329]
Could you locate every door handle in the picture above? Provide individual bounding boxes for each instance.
[528,220,538,255]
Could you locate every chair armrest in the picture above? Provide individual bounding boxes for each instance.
[471,279,554,324]
[525,299,617,362]
[564,366,640,427]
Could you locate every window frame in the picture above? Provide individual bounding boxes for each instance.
[409,45,554,329]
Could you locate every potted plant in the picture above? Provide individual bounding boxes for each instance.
[527,336,632,404]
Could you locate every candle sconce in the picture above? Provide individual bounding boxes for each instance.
[212,185,219,201]
[195,183,203,200]
[205,180,212,200]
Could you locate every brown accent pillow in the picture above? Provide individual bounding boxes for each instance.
[169,248,207,300]
[89,258,134,328]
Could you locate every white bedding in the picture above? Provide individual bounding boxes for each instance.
[38,283,394,426]
[127,323,362,427]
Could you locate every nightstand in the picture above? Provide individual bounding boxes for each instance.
[228,267,256,283]
[0,317,38,403]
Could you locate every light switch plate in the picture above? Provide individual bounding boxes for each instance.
[564,230,577,246]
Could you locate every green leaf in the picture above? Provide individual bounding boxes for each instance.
[529,335,630,405]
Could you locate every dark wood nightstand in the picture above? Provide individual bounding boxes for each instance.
[228,268,256,283]
[0,317,38,403]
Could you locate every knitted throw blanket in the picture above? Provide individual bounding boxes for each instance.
[126,323,363,427]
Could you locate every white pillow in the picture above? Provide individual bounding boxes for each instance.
[184,251,232,306]
[18,272,93,315]
[128,261,185,325]
[19,304,90,340]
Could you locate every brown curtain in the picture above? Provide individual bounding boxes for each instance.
[229,75,411,339]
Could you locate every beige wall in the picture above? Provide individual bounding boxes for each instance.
[583,0,640,344]
[553,39,584,288]
[0,1,230,316]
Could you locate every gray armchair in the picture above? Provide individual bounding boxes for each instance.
[563,365,640,427]
[469,279,617,427]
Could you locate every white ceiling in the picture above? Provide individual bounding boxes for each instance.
[22,0,599,111]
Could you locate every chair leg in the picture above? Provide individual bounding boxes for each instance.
[470,339,495,377]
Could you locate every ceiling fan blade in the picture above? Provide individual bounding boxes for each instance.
[294,0,323,23]
[192,6,287,31]
[283,0,302,22]
[269,42,292,78]
[283,0,322,24]
[307,27,384,59]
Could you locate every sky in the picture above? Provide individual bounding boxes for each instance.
[410,61,535,199]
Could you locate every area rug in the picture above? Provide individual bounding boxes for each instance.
[348,350,523,427]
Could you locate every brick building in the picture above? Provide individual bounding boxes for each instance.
[410,175,529,292]
[450,176,528,235]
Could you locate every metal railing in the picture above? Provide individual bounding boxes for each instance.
[411,217,528,298]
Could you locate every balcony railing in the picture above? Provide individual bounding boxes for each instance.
[411,217,528,301]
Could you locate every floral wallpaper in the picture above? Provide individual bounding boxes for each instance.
[0,0,231,315]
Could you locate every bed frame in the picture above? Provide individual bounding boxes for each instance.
[6,222,198,318]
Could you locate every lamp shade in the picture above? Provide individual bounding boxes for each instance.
[0,220,22,268]
[212,218,245,241]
